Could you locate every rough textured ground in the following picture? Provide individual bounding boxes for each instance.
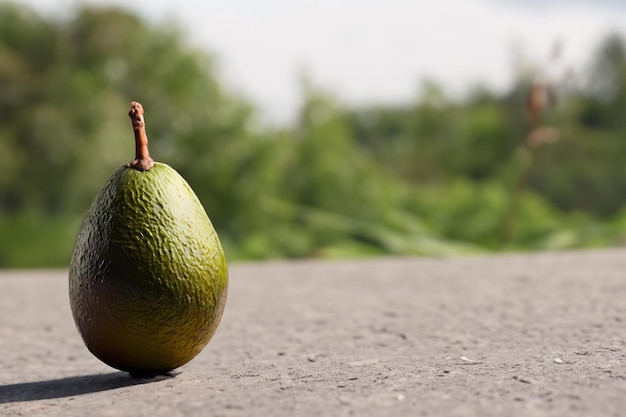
[0,249,624,416]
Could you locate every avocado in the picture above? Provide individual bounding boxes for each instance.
[69,101,228,376]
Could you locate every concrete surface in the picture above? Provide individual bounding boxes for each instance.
[0,249,624,416]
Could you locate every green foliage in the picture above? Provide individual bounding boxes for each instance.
[0,212,79,267]
[2,3,626,267]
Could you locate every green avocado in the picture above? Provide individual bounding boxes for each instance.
[69,102,228,376]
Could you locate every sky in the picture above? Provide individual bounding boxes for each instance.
[17,0,626,124]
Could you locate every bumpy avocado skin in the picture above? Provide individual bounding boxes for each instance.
[69,162,228,374]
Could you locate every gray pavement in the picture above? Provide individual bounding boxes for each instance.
[0,249,625,416]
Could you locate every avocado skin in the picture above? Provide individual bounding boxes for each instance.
[69,162,228,374]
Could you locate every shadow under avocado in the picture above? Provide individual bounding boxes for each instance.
[0,371,177,404]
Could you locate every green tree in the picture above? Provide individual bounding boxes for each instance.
[0,3,255,266]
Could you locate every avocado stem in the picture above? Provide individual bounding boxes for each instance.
[128,101,155,171]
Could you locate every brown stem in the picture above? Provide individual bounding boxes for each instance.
[127,101,154,171]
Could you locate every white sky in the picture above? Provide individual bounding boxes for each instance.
[17,0,626,124]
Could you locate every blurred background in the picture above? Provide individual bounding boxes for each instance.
[3,0,626,267]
